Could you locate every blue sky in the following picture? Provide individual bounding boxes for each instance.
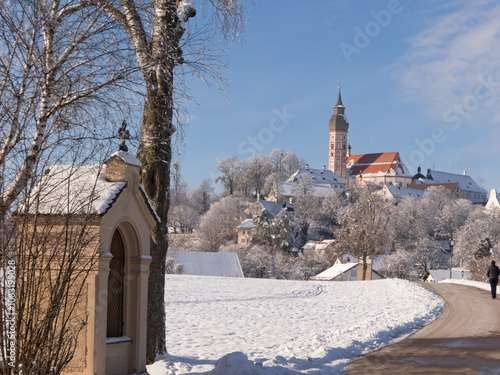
[177,0,500,193]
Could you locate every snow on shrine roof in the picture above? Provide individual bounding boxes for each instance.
[311,262,358,281]
[347,152,411,178]
[110,150,142,167]
[426,170,486,194]
[169,251,244,278]
[22,165,125,215]
[237,218,256,230]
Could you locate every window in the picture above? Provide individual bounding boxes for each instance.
[107,230,125,337]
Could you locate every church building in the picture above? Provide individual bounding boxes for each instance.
[328,87,412,187]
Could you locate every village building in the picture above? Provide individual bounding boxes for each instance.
[20,149,158,374]
[327,88,412,187]
[424,268,470,282]
[168,251,244,278]
[346,151,413,187]
[311,255,384,281]
[237,218,256,246]
[377,184,425,202]
[410,168,487,204]
[269,165,345,203]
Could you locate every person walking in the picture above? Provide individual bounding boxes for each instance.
[487,260,500,299]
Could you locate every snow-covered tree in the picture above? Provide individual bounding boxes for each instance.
[282,151,304,176]
[334,185,391,280]
[189,178,215,214]
[168,204,199,233]
[199,196,246,251]
[292,177,323,246]
[454,207,500,267]
[294,247,331,280]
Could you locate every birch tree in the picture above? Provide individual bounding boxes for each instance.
[0,0,135,219]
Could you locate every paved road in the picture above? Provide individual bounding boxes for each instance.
[345,283,500,375]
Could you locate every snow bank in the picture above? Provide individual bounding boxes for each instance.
[440,278,490,292]
[148,276,444,375]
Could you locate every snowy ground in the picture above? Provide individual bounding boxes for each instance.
[148,276,444,374]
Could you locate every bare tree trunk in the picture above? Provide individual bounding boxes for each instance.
[138,79,174,359]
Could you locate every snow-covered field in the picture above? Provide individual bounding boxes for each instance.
[148,275,444,375]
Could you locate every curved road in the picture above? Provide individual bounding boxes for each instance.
[346,283,500,374]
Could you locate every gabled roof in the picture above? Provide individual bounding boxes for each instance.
[381,185,425,199]
[21,161,160,223]
[169,251,244,278]
[312,262,358,281]
[426,170,487,194]
[279,182,342,198]
[245,200,289,217]
[21,165,125,215]
[237,218,256,230]
[427,268,470,282]
[286,168,345,185]
[408,180,460,195]
[346,152,411,178]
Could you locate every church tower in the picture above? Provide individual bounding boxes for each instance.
[328,87,349,179]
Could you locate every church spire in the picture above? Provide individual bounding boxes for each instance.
[335,85,344,108]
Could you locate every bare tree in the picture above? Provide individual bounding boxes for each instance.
[0,155,107,372]
[189,178,215,214]
[170,160,188,206]
[246,154,271,196]
[0,0,136,219]
[168,204,199,233]
[334,184,391,280]
[87,0,247,360]
[215,155,241,195]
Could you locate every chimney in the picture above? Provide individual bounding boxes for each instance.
[463,170,467,176]
[323,165,326,171]
[305,164,309,170]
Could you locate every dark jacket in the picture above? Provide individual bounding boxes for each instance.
[487,265,500,280]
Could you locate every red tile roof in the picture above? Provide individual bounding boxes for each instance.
[347,152,409,177]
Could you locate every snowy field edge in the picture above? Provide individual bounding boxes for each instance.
[148,276,445,375]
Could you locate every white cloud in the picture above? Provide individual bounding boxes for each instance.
[394,0,500,125]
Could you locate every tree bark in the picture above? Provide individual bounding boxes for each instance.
[136,0,188,361]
